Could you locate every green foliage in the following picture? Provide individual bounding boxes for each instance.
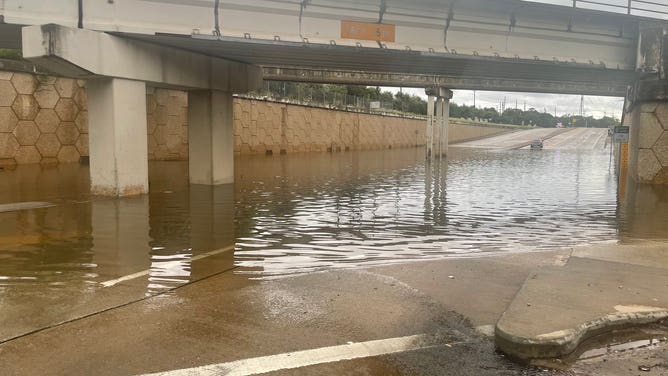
[393,92,427,115]
[260,82,620,127]
[0,49,23,60]
[450,103,619,128]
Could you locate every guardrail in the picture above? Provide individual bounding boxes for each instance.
[570,0,668,18]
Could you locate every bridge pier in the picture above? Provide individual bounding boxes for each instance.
[426,95,435,159]
[87,78,149,196]
[21,24,262,196]
[425,88,453,160]
[188,90,235,185]
[435,97,443,158]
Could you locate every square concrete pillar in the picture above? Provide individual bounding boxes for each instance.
[435,97,444,157]
[87,78,148,196]
[426,95,435,159]
[188,90,234,185]
[440,97,451,157]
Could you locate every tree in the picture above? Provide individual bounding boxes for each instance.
[257,83,620,127]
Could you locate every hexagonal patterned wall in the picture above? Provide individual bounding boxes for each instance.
[0,71,190,167]
[0,73,88,166]
[629,103,668,184]
[1,69,504,168]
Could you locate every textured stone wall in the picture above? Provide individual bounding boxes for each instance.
[146,87,189,161]
[0,72,191,167]
[629,103,668,184]
[232,99,425,155]
[1,70,513,166]
[449,122,513,144]
[0,72,88,166]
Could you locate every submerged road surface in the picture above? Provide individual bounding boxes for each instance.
[453,127,568,149]
[454,127,610,151]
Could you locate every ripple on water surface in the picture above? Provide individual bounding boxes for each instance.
[0,145,666,285]
[232,147,628,277]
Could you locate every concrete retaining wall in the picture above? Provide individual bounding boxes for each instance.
[0,70,513,166]
[233,98,425,155]
[0,72,88,166]
[449,122,514,144]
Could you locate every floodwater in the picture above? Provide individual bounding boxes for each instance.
[0,129,667,332]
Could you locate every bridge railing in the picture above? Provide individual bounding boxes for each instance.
[240,82,434,119]
[531,0,668,18]
[579,0,668,16]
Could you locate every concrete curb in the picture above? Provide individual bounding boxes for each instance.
[495,309,668,360]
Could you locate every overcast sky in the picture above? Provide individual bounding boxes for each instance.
[383,87,625,119]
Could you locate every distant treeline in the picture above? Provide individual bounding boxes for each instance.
[262,82,620,128]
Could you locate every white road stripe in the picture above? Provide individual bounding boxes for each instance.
[138,334,441,376]
[100,245,235,287]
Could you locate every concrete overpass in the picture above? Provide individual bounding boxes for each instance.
[0,0,656,95]
[1,0,668,194]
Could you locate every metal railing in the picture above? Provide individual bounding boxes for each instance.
[237,92,426,119]
[571,0,668,17]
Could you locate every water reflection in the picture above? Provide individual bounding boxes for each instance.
[0,163,235,340]
[233,147,633,276]
[617,179,668,241]
[0,145,667,338]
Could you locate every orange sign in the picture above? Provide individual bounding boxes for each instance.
[341,21,395,42]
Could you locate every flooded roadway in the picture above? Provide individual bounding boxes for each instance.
[1,127,667,375]
[0,129,646,285]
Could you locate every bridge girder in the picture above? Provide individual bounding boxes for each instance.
[261,67,630,96]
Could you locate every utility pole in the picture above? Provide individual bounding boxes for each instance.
[473,90,476,108]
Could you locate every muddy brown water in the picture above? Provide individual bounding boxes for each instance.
[0,145,666,290]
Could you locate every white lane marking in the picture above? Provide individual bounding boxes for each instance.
[100,245,235,287]
[138,334,441,376]
[0,201,54,213]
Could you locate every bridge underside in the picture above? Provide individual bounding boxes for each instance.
[123,33,637,96]
[261,67,630,96]
[1,21,637,95]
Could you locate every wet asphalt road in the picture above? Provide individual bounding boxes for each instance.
[2,248,636,376]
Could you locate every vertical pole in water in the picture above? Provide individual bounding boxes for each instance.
[441,90,452,158]
[426,95,435,160]
[435,97,444,159]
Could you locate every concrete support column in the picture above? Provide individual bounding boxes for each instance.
[426,87,453,160]
[188,90,235,185]
[440,95,451,158]
[426,95,435,159]
[87,78,148,196]
[435,98,445,158]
